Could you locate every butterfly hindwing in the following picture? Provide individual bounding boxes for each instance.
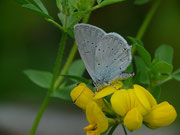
[95,33,132,83]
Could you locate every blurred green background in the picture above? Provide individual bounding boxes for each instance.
[0,0,179,135]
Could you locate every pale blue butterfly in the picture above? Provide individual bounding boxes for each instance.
[74,23,134,89]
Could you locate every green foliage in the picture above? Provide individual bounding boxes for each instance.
[135,44,151,67]
[173,69,180,81]
[128,36,144,46]
[24,70,52,88]
[134,0,151,5]
[51,85,76,101]
[68,59,85,76]
[134,56,150,84]
[128,36,179,100]
[150,86,161,101]
[62,74,90,84]
[16,0,52,19]
[152,61,173,73]
[97,0,102,4]
[98,0,125,7]
[155,44,174,65]
[77,0,94,11]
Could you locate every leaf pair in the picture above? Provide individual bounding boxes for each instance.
[24,59,88,101]
[16,0,52,19]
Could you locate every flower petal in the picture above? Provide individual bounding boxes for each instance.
[86,101,108,133]
[94,81,123,99]
[94,86,117,99]
[144,101,177,127]
[111,90,130,116]
[124,108,143,131]
[71,83,94,110]
[133,84,151,115]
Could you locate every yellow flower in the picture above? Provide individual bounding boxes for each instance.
[111,89,143,131]
[133,84,157,115]
[70,83,105,110]
[71,83,94,110]
[84,101,108,135]
[94,81,123,99]
[144,101,177,127]
[111,84,158,131]
[111,89,130,116]
[124,108,143,131]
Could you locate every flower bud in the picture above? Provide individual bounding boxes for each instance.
[124,108,143,131]
[71,83,94,110]
[77,0,93,11]
[144,101,177,127]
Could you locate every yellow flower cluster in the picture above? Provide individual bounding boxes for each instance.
[71,82,177,135]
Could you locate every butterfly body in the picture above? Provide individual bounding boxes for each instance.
[74,23,134,90]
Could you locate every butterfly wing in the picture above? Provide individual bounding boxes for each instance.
[74,23,106,82]
[95,33,132,85]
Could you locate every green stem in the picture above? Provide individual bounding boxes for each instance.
[28,32,67,135]
[136,0,161,40]
[108,123,119,135]
[54,13,91,89]
[154,75,173,86]
[122,124,128,135]
[54,43,77,89]
[47,19,64,32]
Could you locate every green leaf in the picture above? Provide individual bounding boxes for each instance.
[67,14,78,28]
[150,86,161,101]
[32,0,49,14]
[128,36,144,46]
[99,0,125,7]
[56,0,63,11]
[16,0,29,4]
[69,0,78,9]
[68,59,85,76]
[174,75,180,81]
[135,44,151,67]
[173,69,180,75]
[62,74,90,84]
[152,61,173,73]
[154,75,169,81]
[67,28,75,39]
[134,0,151,5]
[123,64,134,88]
[58,12,65,25]
[97,0,102,4]
[72,10,88,18]
[134,56,150,84]
[51,84,76,101]
[77,0,93,10]
[22,4,52,19]
[24,69,52,88]
[173,69,180,81]
[155,44,174,65]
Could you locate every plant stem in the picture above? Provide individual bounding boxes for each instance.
[28,32,67,135]
[54,13,91,89]
[108,123,119,135]
[122,124,128,135]
[47,19,64,32]
[54,43,77,89]
[136,0,161,40]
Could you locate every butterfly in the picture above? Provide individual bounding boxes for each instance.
[74,23,134,90]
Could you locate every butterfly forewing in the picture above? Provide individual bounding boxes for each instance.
[74,24,106,82]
